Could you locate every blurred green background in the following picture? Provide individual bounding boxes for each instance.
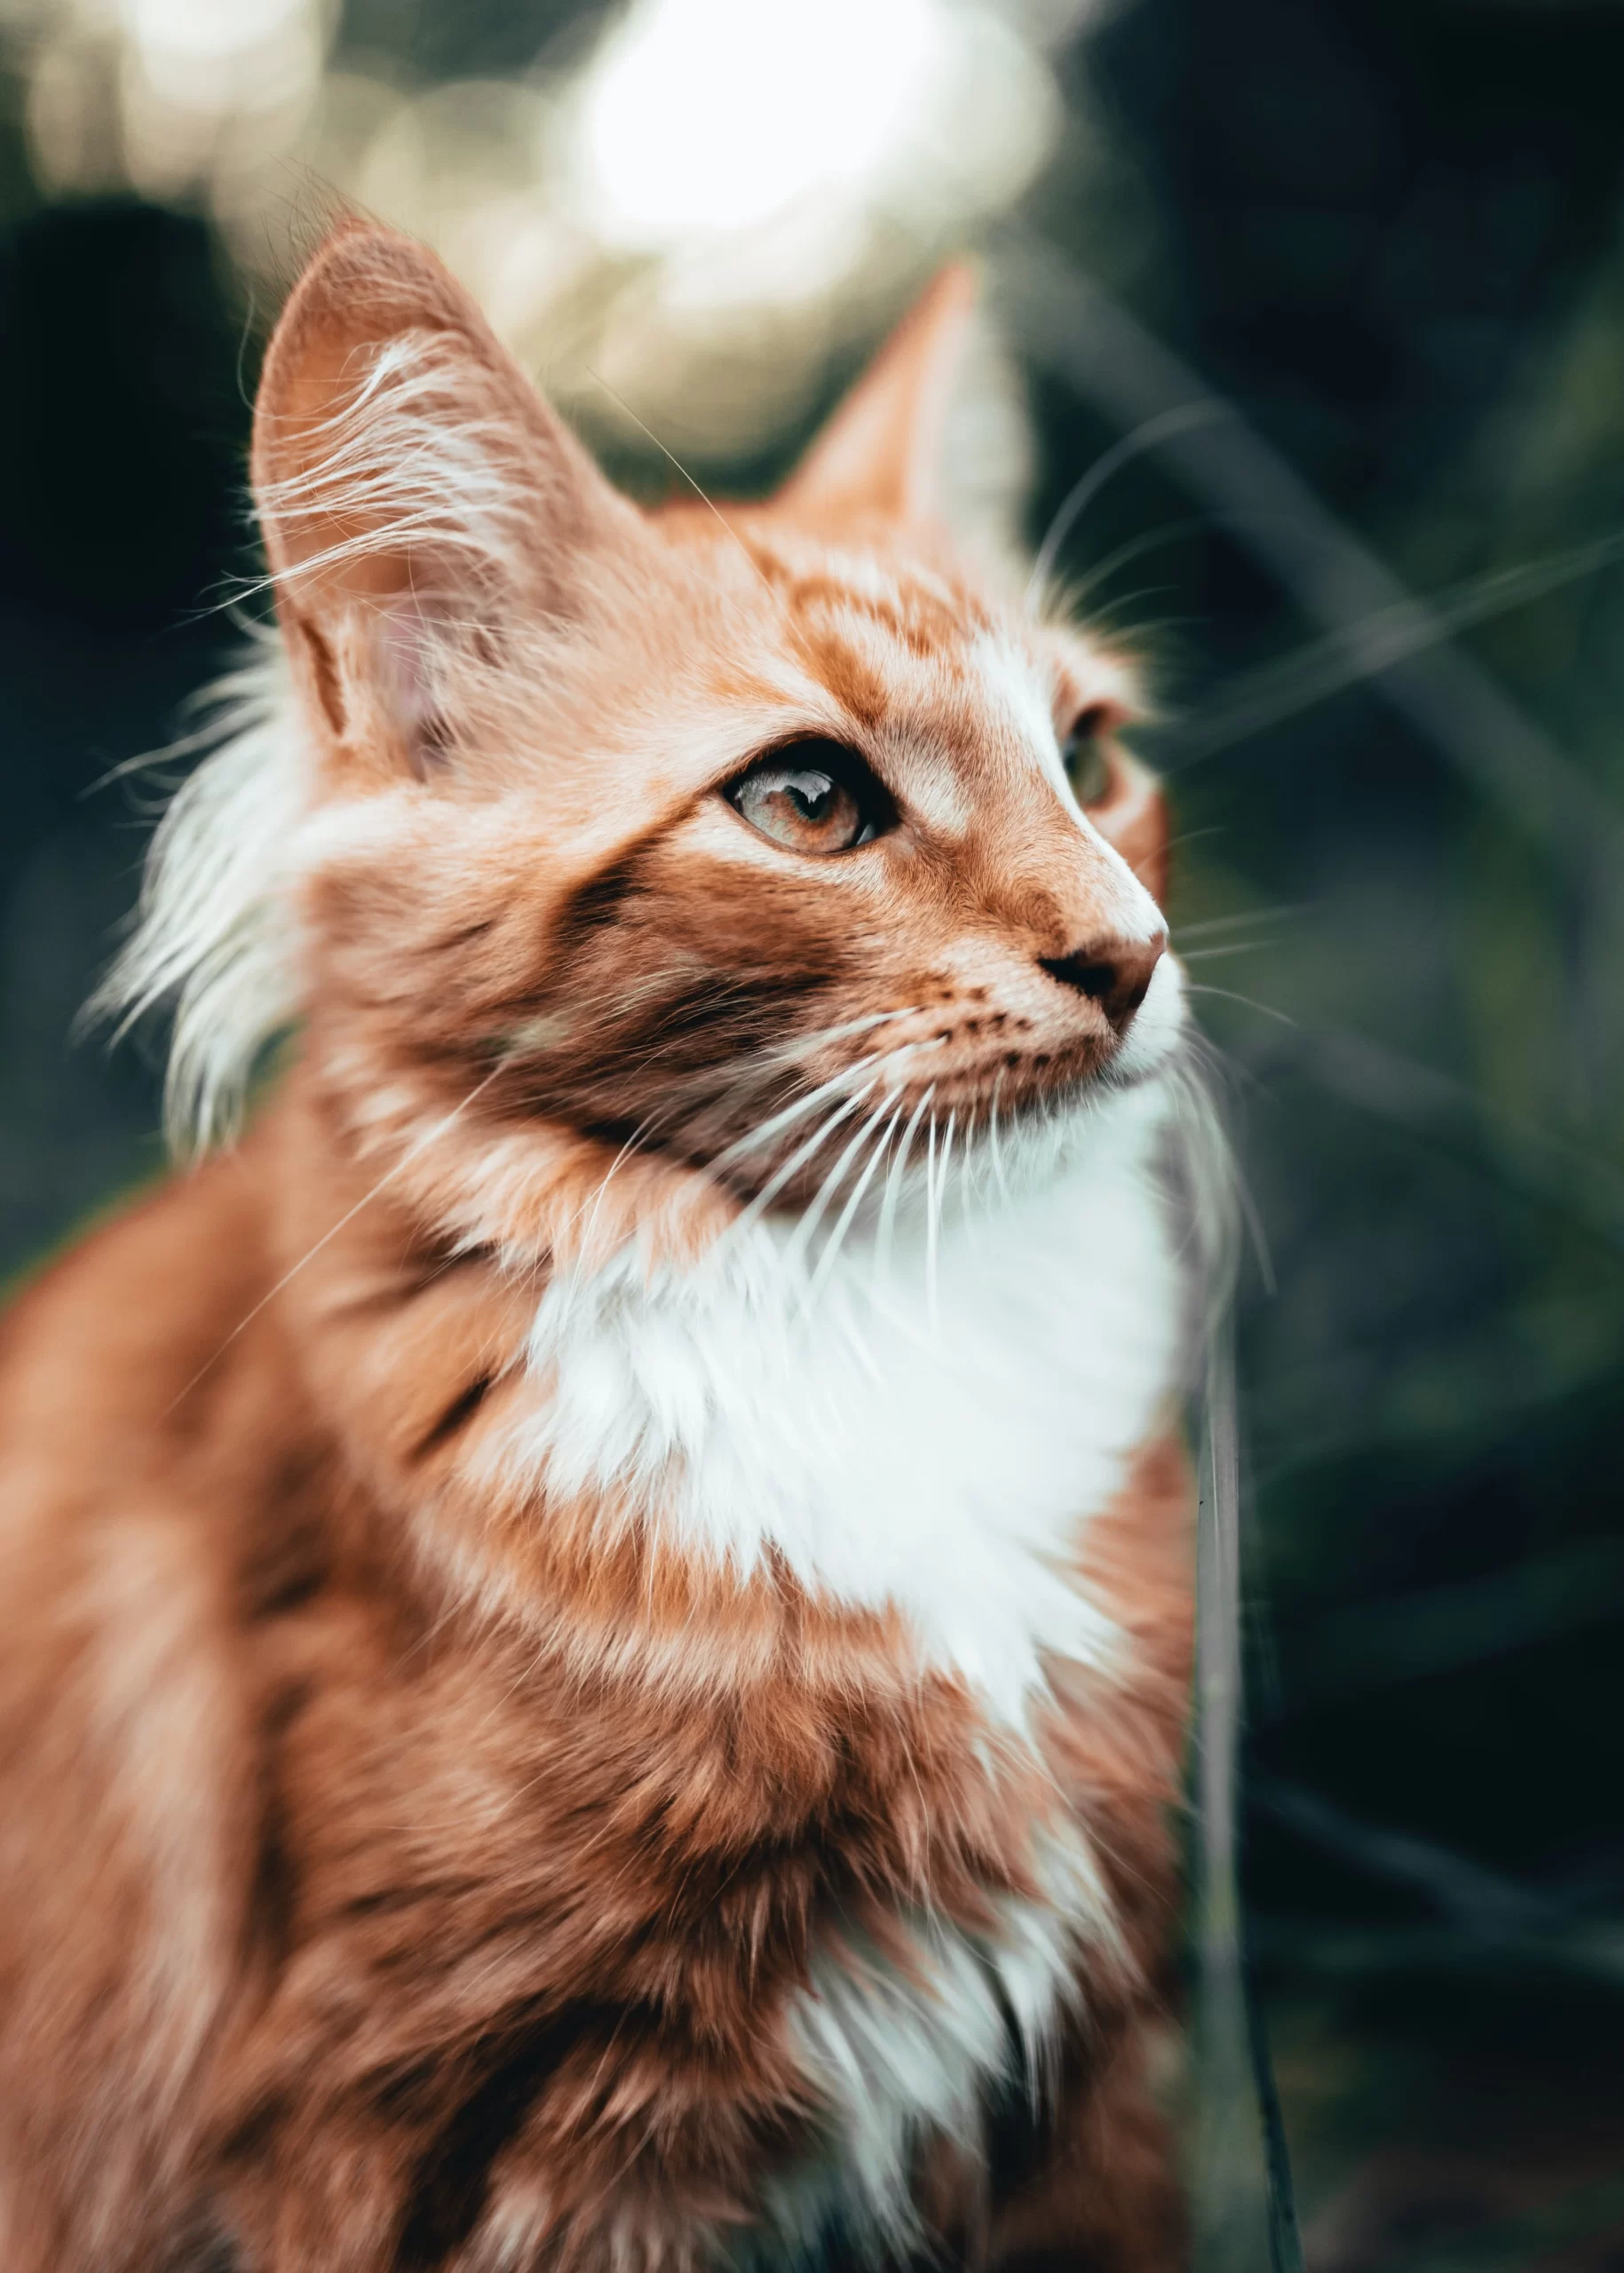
[2,1,1622,2263]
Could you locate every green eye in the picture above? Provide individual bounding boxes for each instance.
[727,740,893,856]
[1060,705,1113,807]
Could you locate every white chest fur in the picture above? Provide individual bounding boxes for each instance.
[757,1818,1123,2261]
[511,1077,1184,1723]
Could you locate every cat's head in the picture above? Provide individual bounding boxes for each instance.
[119,226,1186,1261]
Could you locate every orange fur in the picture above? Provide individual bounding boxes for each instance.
[0,227,1198,2271]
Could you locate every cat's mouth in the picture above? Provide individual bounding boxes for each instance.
[695,955,1187,1209]
[470,955,1185,1216]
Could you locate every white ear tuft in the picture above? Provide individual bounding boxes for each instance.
[250,224,649,772]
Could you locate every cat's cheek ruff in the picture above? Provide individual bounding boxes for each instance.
[495,1074,1182,1731]
[92,309,593,1149]
[86,636,306,1154]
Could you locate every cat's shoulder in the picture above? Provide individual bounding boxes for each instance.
[0,1123,321,1608]
[3,1145,266,1414]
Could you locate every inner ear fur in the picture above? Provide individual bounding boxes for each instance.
[251,223,648,768]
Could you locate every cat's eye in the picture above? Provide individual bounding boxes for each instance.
[1060,705,1113,807]
[727,741,891,856]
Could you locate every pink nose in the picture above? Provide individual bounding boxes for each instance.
[1039,931,1166,1034]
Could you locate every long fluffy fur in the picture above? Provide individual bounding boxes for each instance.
[4,226,1225,2273]
[91,632,304,1150]
[252,324,544,595]
[93,315,549,1151]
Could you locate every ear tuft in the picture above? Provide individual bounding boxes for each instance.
[251,224,646,770]
[255,226,522,602]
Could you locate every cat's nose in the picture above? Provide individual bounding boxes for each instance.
[1039,931,1166,1034]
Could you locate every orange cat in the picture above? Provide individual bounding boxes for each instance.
[0,226,1210,2271]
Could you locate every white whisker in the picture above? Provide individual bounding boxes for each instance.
[1185,984,1297,1028]
[986,1071,1010,1206]
[875,1087,934,1293]
[924,1110,941,1324]
[714,1052,884,1173]
[803,1097,906,1316]
[724,1082,878,1247]
[783,1094,897,1279]
[774,1005,925,1062]
[936,1109,958,1243]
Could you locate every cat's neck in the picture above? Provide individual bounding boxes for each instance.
[272,1053,1186,1728]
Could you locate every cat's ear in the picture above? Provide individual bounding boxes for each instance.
[251,223,647,778]
[773,265,1028,543]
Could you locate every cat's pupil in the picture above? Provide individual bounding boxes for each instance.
[788,773,834,819]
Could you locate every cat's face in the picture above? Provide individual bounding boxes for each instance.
[255,233,1182,1232]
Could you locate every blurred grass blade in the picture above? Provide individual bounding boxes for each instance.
[1195,1322,1302,2271]
[1155,529,1624,772]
